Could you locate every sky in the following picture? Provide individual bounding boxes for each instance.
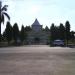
[1,0,75,33]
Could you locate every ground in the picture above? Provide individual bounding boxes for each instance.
[0,45,75,75]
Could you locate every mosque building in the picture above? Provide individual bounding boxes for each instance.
[26,19,50,44]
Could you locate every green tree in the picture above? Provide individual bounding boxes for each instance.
[70,31,75,43]
[65,21,71,45]
[50,23,55,41]
[0,1,10,41]
[5,21,13,44]
[13,23,19,44]
[54,26,60,39]
[20,25,25,43]
[25,26,32,32]
[44,26,49,32]
[2,30,6,41]
[59,23,65,40]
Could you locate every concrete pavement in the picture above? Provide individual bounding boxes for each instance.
[0,45,75,75]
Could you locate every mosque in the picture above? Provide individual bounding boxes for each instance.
[26,19,50,44]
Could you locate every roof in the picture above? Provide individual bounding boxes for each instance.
[32,19,40,25]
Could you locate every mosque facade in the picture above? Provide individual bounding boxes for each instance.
[26,19,50,44]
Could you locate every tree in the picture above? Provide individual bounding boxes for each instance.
[59,23,65,40]
[54,26,60,39]
[5,21,13,44]
[13,23,19,44]
[70,31,75,43]
[50,23,55,41]
[65,21,71,45]
[20,25,25,43]
[25,26,32,32]
[2,30,6,41]
[0,1,10,41]
[44,26,49,32]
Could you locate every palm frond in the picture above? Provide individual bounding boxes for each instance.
[1,5,8,11]
[1,14,4,24]
[3,12,10,20]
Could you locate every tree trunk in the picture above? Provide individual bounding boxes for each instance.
[0,22,1,42]
[0,1,1,42]
[66,39,68,46]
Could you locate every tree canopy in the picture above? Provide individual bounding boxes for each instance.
[0,1,10,41]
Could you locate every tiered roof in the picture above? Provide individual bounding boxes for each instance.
[32,19,40,25]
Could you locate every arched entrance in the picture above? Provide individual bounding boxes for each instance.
[34,37,40,44]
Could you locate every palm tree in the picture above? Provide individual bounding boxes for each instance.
[0,1,10,41]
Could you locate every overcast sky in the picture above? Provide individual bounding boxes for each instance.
[1,0,75,33]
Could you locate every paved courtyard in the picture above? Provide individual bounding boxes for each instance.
[0,45,75,75]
